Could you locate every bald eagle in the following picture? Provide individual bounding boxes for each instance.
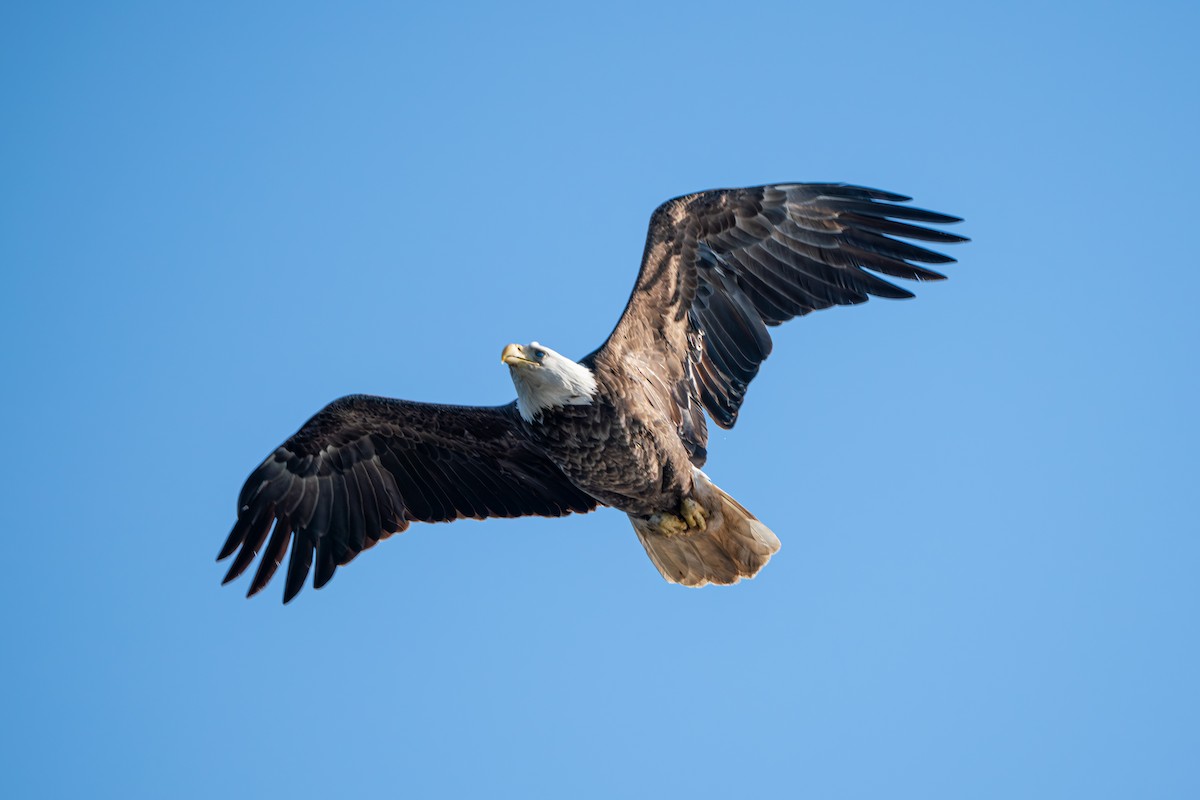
[220,183,966,602]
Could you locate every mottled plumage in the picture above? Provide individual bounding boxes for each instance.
[220,183,966,602]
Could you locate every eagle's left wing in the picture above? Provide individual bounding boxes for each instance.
[219,395,597,602]
[594,183,967,429]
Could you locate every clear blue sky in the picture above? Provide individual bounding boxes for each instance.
[2,2,1197,798]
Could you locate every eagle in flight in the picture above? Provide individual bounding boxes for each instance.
[219,183,966,602]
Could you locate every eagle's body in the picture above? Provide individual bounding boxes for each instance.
[220,184,966,602]
[522,354,695,517]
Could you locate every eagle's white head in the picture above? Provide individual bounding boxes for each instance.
[501,341,598,422]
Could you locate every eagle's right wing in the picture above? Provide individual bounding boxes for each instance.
[219,395,597,603]
[594,184,967,429]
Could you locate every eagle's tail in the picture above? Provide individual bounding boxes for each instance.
[630,470,781,587]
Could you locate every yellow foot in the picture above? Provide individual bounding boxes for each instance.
[648,512,688,537]
[680,498,707,532]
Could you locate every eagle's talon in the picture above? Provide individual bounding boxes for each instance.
[648,512,688,537]
[680,498,707,531]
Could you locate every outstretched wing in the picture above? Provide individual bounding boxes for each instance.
[219,395,597,602]
[595,183,967,429]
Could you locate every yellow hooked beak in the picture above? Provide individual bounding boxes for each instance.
[501,343,539,367]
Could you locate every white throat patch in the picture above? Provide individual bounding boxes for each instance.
[508,343,598,422]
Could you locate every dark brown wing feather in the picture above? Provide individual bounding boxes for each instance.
[219,395,597,602]
[595,183,967,429]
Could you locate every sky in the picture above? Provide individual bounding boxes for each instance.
[2,1,1198,797]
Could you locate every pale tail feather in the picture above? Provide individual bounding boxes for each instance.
[631,470,781,586]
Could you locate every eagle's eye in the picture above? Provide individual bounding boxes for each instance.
[534,349,546,359]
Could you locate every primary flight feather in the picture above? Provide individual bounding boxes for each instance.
[220,183,967,602]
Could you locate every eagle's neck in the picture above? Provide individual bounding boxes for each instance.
[511,357,598,423]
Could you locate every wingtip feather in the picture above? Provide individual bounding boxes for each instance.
[216,513,248,561]
[282,534,314,604]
